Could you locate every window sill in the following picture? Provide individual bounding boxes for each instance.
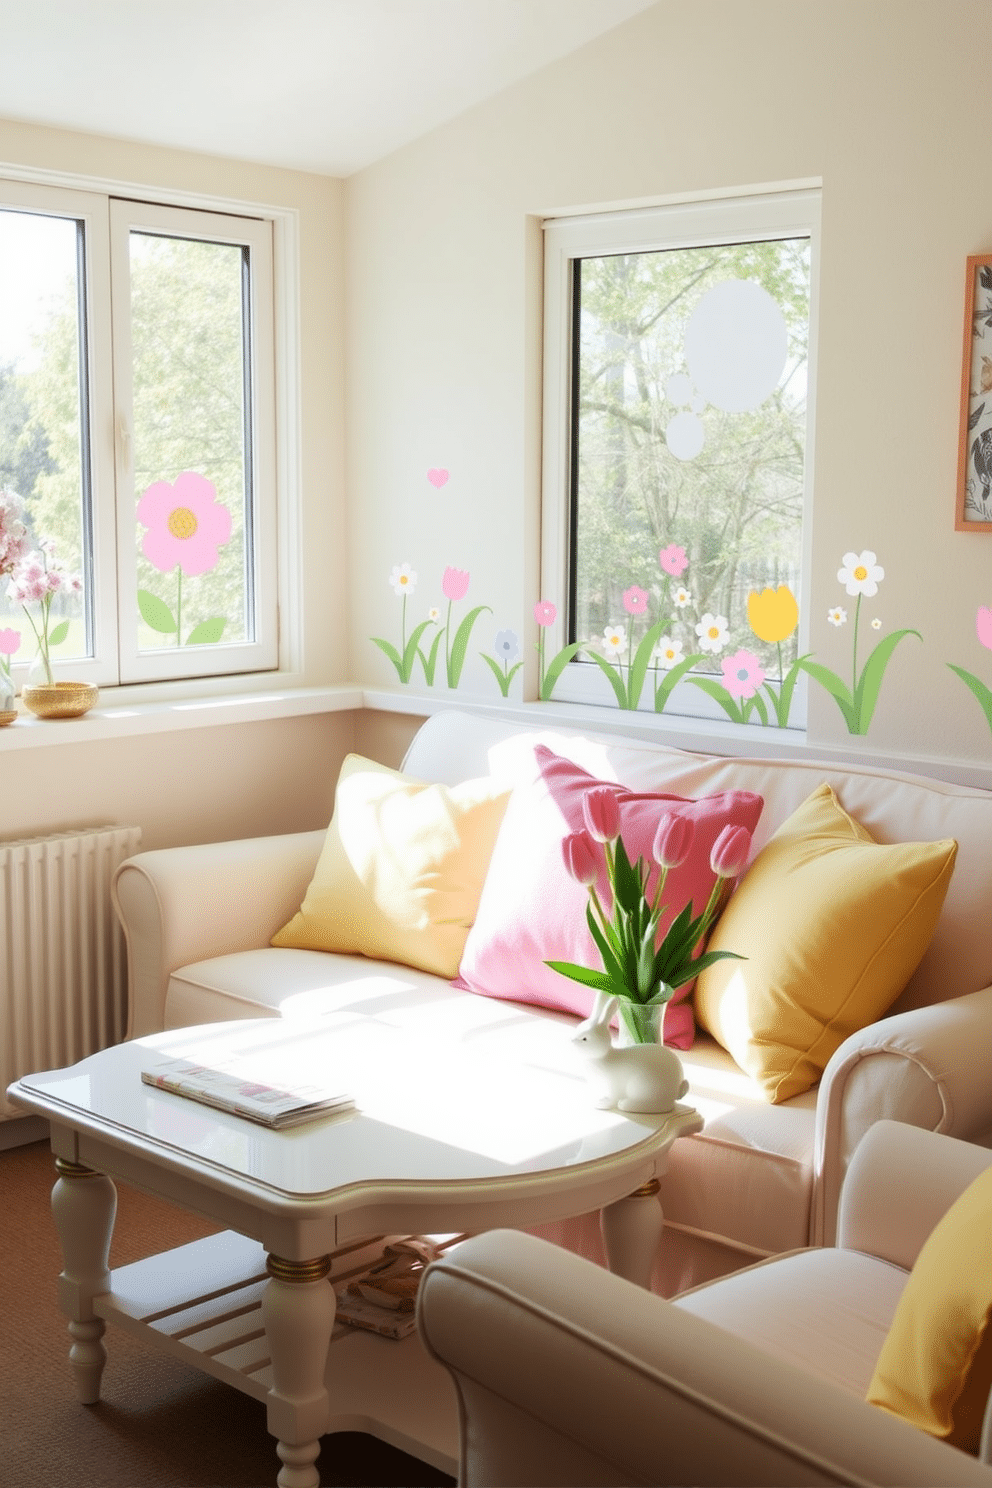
[0,683,364,751]
[362,685,992,790]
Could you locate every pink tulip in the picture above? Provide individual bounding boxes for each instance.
[653,811,694,870]
[534,599,557,626]
[583,787,622,844]
[0,628,21,656]
[561,831,599,887]
[977,607,992,652]
[442,566,470,602]
[710,824,752,880]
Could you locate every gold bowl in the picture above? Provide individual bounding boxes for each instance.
[21,681,99,720]
[0,709,16,727]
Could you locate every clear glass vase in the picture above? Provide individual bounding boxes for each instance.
[0,667,15,724]
[615,996,670,1047]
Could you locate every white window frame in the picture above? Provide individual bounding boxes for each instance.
[541,187,821,728]
[0,170,297,695]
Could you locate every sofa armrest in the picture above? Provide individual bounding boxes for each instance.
[113,831,324,1038]
[417,1229,992,1487]
[838,1120,992,1270]
[812,984,992,1246]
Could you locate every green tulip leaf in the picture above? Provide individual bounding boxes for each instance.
[47,619,70,648]
[585,649,629,708]
[541,639,586,701]
[853,629,922,734]
[627,617,666,711]
[371,635,405,680]
[947,663,992,735]
[448,605,491,688]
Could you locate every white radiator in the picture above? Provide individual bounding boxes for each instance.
[0,825,142,1119]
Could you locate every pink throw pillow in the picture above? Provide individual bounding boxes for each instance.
[454,746,763,1048]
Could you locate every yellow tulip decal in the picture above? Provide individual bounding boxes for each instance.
[747,584,799,644]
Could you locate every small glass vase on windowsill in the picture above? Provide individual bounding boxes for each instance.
[21,648,99,720]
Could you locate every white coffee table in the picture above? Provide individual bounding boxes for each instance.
[9,1012,702,1488]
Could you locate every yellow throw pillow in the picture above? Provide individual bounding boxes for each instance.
[694,783,957,1103]
[867,1161,992,1452]
[271,754,511,978]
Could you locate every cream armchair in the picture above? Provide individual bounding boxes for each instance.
[417,1121,992,1487]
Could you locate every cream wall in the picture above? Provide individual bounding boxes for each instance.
[346,0,992,776]
[0,118,353,848]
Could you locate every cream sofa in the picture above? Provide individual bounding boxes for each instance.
[417,1121,992,1487]
[113,708,992,1295]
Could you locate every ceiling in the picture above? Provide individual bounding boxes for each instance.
[0,0,657,177]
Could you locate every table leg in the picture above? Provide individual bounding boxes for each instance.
[50,1157,117,1404]
[600,1177,663,1289]
[262,1253,336,1488]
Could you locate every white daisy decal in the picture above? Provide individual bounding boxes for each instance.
[673,586,693,609]
[654,635,684,670]
[827,606,847,627]
[871,616,882,630]
[389,562,417,597]
[602,625,627,658]
[838,550,884,597]
[694,612,730,654]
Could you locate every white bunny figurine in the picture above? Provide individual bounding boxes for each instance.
[572,995,689,1113]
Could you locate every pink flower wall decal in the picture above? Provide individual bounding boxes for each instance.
[721,648,766,699]
[622,585,649,616]
[426,468,450,488]
[659,544,689,577]
[442,566,470,601]
[534,600,557,626]
[137,472,231,577]
[977,606,992,651]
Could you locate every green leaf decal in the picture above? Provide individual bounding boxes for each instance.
[371,635,405,680]
[448,605,491,687]
[585,649,629,708]
[138,590,178,635]
[417,628,445,686]
[47,619,70,648]
[796,656,858,732]
[853,630,921,734]
[541,639,585,701]
[401,619,435,684]
[947,663,992,735]
[654,652,708,711]
[627,617,666,711]
[186,617,227,645]
[685,674,747,725]
[480,652,514,696]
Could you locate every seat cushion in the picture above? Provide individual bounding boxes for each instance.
[165,946,467,1027]
[676,1248,909,1396]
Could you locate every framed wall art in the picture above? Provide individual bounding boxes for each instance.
[956,252,992,532]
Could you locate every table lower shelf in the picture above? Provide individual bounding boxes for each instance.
[94,1229,460,1475]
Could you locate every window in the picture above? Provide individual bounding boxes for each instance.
[541,189,819,729]
[0,179,278,689]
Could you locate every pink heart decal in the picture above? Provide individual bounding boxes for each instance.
[427,468,449,489]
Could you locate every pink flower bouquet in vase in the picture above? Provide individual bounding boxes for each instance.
[547,787,752,1046]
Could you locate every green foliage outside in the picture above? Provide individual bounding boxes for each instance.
[0,217,250,660]
[575,237,810,680]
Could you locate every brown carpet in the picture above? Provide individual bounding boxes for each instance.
[1,1138,456,1488]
